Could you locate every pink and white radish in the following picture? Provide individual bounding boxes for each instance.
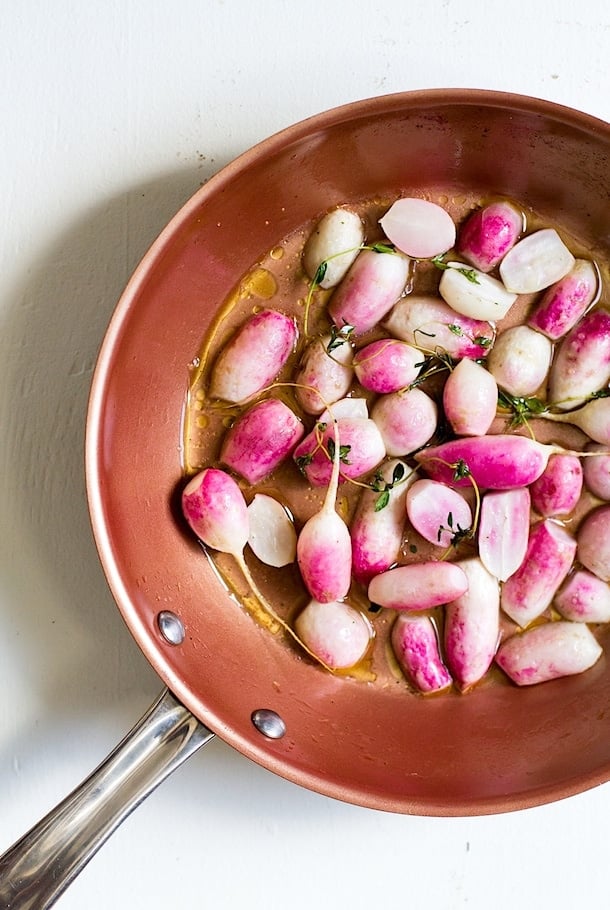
[294,599,372,670]
[444,558,500,691]
[383,296,495,359]
[318,396,369,421]
[350,459,414,586]
[500,520,577,626]
[495,622,602,686]
[247,493,297,568]
[577,505,610,582]
[379,197,456,259]
[220,398,304,483]
[486,325,553,397]
[529,453,583,518]
[554,569,610,623]
[294,332,354,415]
[547,308,610,410]
[541,396,610,446]
[527,258,598,340]
[499,228,575,293]
[371,387,438,457]
[442,358,498,437]
[368,561,469,611]
[353,338,422,394]
[391,614,452,694]
[439,263,517,321]
[302,208,364,289]
[478,488,531,582]
[328,248,410,335]
[456,200,522,272]
[293,416,385,486]
[209,309,297,404]
[405,479,472,548]
[582,442,610,500]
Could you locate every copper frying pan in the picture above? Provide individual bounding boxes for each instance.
[2,89,610,908]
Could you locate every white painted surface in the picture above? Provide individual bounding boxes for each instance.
[1,1,610,907]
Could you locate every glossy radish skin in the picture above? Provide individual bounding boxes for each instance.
[391,614,452,694]
[294,599,372,669]
[496,622,602,686]
[439,264,517,321]
[302,208,364,289]
[384,296,494,359]
[500,520,577,626]
[444,558,500,691]
[442,358,498,436]
[456,201,522,272]
[545,397,610,446]
[548,308,610,410]
[182,468,249,555]
[478,488,531,582]
[527,259,598,340]
[583,442,610,500]
[406,480,472,548]
[328,248,410,335]
[555,570,610,623]
[353,338,422,394]
[368,561,468,611]
[247,494,297,568]
[577,505,610,582]
[499,228,575,294]
[530,453,583,517]
[414,435,553,490]
[371,388,437,457]
[220,398,304,483]
[379,197,456,259]
[293,417,385,486]
[487,325,553,397]
[209,309,297,404]
[294,333,354,415]
[350,459,413,586]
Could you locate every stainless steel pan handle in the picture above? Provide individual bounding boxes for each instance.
[0,689,214,909]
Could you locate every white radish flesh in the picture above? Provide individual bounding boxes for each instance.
[486,325,553,397]
[391,614,452,694]
[577,505,610,582]
[405,479,472,548]
[353,338,422,394]
[439,264,517,321]
[542,397,610,445]
[496,622,602,686]
[209,309,297,404]
[302,208,364,289]
[499,228,575,294]
[582,442,610,500]
[444,558,500,691]
[294,599,372,670]
[294,333,354,415]
[371,387,438,457]
[548,309,610,410]
[328,248,410,335]
[318,396,369,422]
[247,494,297,567]
[456,201,522,272]
[527,258,598,340]
[500,520,577,626]
[384,296,494,359]
[478,488,531,582]
[368,561,469,611]
[442,358,498,437]
[529,453,583,517]
[220,398,304,483]
[293,417,386,487]
[555,570,610,623]
[379,197,456,259]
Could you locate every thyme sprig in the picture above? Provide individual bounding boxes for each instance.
[431,254,480,284]
[370,461,407,512]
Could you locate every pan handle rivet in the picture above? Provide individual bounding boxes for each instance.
[157,611,185,645]
[251,709,286,739]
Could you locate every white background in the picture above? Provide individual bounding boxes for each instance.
[2,2,610,908]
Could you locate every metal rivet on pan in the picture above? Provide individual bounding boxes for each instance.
[251,709,286,740]
[157,611,185,645]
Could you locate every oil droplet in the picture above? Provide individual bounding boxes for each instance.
[437,193,449,205]
[240,267,277,300]
[196,414,209,428]
[270,246,285,260]
[453,194,467,206]
[195,388,205,401]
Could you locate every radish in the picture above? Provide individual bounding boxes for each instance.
[247,494,297,568]
[293,416,385,486]
[220,398,304,483]
[294,332,354,415]
[368,561,468,611]
[353,338,422,394]
[456,200,522,272]
[442,358,498,436]
[499,228,575,293]
[486,325,553,397]
[529,453,582,518]
[350,459,414,586]
[371,387,438,457]
[379,197,456,259]
[328,247,410,335]
[318,396,369,421]
[577,505,610,582]
[384,296,495,359]
[500,520,577,626]
[495,622,602,686]
[547,308,610,410]
[541,396,610,445]
[439,263,517,321]
[391,614,452,694]
[527,258,598,340]
[294,599,372,670]
[209,309,297,404]
[582,442,610,500]
[555,569,610,623]
[302,208,364,289]
[405,479,472,549]
[478,488,530,582]
[444,558,500,691]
